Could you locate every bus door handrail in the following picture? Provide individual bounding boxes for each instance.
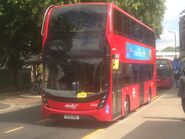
[41,5,55,36]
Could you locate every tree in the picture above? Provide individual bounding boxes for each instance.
[161,46,179,52]
[161,46,175,52]
[0,0,165,89]
[117,0,166,38]
[0,0,44,88]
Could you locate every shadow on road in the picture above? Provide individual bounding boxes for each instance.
[122,120,185,139]
[44,119,113,129]
[0,106,41,124]
[143,116,184,121]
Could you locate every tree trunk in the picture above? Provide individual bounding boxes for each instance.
[11,66,19,90]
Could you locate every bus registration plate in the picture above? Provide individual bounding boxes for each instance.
[64,115,79,120]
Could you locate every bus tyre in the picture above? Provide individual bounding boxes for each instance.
[124,96,130,116]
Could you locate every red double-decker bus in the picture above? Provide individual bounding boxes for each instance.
[156,58,173,88]
[41,2,156,121]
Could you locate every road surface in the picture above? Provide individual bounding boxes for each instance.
[0,89,166,139]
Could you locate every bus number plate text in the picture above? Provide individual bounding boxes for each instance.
[64,115,80,120]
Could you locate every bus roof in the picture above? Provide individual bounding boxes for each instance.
[53,2,154,32]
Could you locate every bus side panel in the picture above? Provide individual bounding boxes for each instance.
[122,84,140,113]
[153,49,157,97]
[144,80,155,103]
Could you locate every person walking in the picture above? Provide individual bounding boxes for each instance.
[173,57,182,87]
[178,68,185,114]
[174,69,181,87]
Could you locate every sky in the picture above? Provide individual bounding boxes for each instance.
[156,0,185,51]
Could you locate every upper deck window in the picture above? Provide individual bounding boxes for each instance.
[49,4,107,33]
[113,8,155,47]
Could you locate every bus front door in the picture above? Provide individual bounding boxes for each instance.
[112,71,122,119]
[139,65,145,105]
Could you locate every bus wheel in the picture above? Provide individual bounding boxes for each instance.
[147,89,152,103]
[124,96,130,116]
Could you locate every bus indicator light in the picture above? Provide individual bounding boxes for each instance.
[105,104,110,114]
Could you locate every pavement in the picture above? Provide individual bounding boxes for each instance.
[0,91,41,113]
[90,87,185,139]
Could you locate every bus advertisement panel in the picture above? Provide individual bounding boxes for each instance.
[41,3,156,121]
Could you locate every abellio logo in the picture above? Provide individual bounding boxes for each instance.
[64,104,78,109]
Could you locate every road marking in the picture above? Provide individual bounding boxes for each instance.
[82,129,103,139]
[0,103,16,113]
[36,119,51,124]
[5,126,24,134]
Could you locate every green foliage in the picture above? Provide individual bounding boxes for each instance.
[0,0,45,88]
[161,46,175,52]
[117,0,166,38]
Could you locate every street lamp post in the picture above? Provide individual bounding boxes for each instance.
[168,31,177,57]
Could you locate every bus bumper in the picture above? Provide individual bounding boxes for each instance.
[41,104,112,122]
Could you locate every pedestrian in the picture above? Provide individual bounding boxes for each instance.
[173,57,181,87]
[174,69,181,87]
[178,68,185,114]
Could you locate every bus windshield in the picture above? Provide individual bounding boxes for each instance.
[156,59,172,77]
[43,4,109,98]
[49,4,107,33]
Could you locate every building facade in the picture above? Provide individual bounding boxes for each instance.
[156,51,179,60]
[179,10,185,57]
